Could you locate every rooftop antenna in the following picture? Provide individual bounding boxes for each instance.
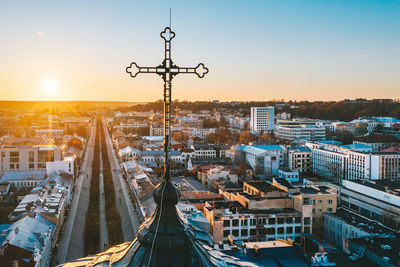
[169,8,172,28]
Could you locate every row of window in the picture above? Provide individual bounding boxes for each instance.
[223,217,301,227]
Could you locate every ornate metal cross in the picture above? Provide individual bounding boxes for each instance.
[126,27,208,180]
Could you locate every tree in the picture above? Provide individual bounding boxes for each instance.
[172,131,189,146]
[76,125,88,139]
[335,129,354,144]
[206,128,232,145]
[260,132,275,142]
[239,131,256,145]
[67,138,83,149]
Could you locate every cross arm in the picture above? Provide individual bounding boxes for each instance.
[171,63,209,78]
[126,62,166,78]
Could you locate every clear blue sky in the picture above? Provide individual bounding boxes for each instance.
[0,0,399,101]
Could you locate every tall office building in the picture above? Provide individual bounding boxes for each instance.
[250,106,275,132]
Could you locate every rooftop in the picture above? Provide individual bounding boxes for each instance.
[350,235,400,266]
[246,181,285,193]
[327,208,395,235]
[0,171,46,182]
[288,146,311,152]
[222,240,309,267]
[299,185,335,195]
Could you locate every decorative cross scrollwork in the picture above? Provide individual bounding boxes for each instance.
[126,27,209,180]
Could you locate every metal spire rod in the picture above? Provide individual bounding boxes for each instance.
[126,27,208,180]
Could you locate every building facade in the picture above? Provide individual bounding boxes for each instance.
[250,106,275,132]
[0,145,62,172]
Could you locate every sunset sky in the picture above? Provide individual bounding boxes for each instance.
[1,0,399,102]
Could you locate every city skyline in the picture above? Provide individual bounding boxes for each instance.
[1,0,400,102]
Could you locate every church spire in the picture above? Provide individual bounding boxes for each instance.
[125,26,209,266]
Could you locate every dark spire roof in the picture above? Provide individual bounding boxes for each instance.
[126,177,209,266]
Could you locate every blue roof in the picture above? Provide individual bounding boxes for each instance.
[140,150,164,156]
[0,171,46,183]
[223,246,308,267]
[318,140,342,145]
[251,145,285,151]
[0,216,53,251]
[341,144,373,151]
[140,150,181,156]
[289,146,311,152]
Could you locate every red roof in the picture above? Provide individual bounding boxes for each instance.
[382,146,400,152]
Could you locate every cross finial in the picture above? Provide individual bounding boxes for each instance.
[126,27,208,179]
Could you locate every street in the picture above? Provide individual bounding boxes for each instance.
[55,117,96,265]
[102,118,140,240]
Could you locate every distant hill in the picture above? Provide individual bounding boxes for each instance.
[0,101,147,110]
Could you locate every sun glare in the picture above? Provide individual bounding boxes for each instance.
[42,78,58,94]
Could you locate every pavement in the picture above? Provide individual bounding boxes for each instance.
[99,149,109,250]
[102,118,140,240]
[55,118,96,265]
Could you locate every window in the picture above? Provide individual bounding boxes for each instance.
[328,200,333,205]
[250,219,256,226]
[277,218,285,224]
[277,227,284,234]
[267,228,275,235]
[29,151,35,162]
[304,217,311,225]
[286,227,293,234]
[268,218,276,225]
[241,219,248,226]
[295,217,301,223]
[304,227,311,234]
[223,220,230,227]
[250,229,256,235]
[232,219,239,227]
[328,208,332,212]
[232,230,239,237]
[318,200,322,203]
[223,230,230,237]
[10,151,19,163]
[241,229,248,236]
[295,227,301,233]
[29,163,34,169]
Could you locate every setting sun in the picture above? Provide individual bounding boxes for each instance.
[42,78,58,94]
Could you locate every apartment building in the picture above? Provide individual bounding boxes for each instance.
[204,181,313,244]
[308,141,400,182]
[276,125,326,142]
[250,106,275,132]
[0,145,62,172]
[288,146,312,173]
[324,207,395,248]
[272,178,337,235]
[336,180,400,229]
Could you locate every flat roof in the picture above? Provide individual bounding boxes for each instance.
[326,208,394,235]
[0,171,46,182]
[246,181,284,193]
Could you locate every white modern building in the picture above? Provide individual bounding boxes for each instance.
[0,145,62,172]
[240,145,286,177]
[308,141,400,182]
[275,125,326,142]
[336,180,400,228]
[324,207,395,248]
[250,106,274,132]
